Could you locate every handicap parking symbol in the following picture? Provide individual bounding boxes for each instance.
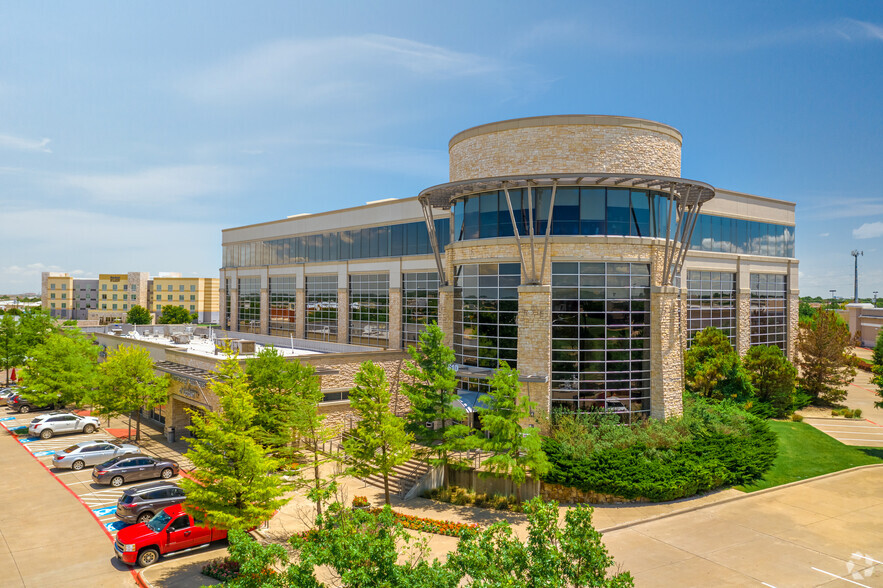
[0,416,14,421]
[32,450,56,457]
[19,437,39,444]
[104,521,127,532]
[93,506,116,517]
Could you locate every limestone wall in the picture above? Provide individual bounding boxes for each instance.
[449,116,682,182]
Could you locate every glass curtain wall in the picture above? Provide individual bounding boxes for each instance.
[402,272,439,348]
[305,275,338,341]
[268,276,296,336]
[348,274,390,346]
[237,277,261,333]
[686,271,737,347]
[453,263,520,369]
[223,278,231,330]
[550,262,651,422]
[750,274,788,351]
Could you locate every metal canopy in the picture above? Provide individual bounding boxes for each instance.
[418,173,715,287]
[417,173,714,210]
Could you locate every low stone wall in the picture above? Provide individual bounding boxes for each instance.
[540,482,650,505]
[445,469,648,504]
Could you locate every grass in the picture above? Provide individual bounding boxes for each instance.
[737,420,883,492]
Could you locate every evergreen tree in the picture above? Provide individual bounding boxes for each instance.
[19,331,99,408]
[872,330,883,409]
[126,305,152,325]
[743,345,797,417]
[474,363,550,502]
[181,347,287,530]
[343,361,413,504]
[684,327,753,401]
[92,345,170,441]
[246,346,307,459]
[872,329,883,368]
[401,323,471,486]
[795,310,857,404]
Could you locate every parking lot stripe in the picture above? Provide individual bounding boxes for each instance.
[811,567,871,587]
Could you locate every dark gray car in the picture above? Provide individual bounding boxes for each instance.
[91,453,179,487]
[115,481,186,524]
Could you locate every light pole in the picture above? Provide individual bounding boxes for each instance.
[829,289,837,310]
[874,290,879,308]
[851,250,863,303]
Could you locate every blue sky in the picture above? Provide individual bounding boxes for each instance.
[1,1,881,297]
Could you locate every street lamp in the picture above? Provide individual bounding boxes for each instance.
[874,290,879,308]
[851,250,863,303]
[829,289,837,310]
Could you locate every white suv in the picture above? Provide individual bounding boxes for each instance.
[28,412,101,439]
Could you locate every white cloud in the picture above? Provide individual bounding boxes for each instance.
[853,222,883,240]
[838,19,883,42]
[819,232,830,237]
[59,164,239,203]
[183,34,507,105]
[804,198,883,219]
[0,133,51,153]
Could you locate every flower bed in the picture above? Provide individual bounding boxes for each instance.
[368,508,480,537]
[352,495,369,508]
[202,557,240,582]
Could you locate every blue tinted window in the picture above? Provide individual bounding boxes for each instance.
[580,187,605,235]
[607,188,630,236]
[630,191,650,237]
[479,192,499,239]
[554,187,580,235]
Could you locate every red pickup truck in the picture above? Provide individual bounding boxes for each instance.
[114,503,228,567]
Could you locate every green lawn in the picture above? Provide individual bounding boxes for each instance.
[737,420,883,492]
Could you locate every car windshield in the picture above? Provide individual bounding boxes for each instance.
[146,510,171,532]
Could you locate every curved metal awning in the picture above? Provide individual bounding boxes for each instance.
[418,173,715,210]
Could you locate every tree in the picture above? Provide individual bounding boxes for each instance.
[447,498,633,587]
[795,310,857,405]
[872,329,883,369]
[401,324,471,486]
[223,529,307,588]
[91,345,170,441]
[343,361,413,505]
[798,301,818,325]
[157,305,196,324]
[684,327,753,401]
[0,309,59,383]
[474,363,550,502]
[126,305,152,325]
[180,347,287,530]
[743,345,797,417]
[19,331,99,408]
[0,313,24,384]
[288,504,457,587]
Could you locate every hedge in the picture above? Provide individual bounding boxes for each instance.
[542,415,777,502]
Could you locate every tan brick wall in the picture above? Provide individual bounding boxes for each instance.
[517,286,552,417]
[259,288,269,335]
[438,286,455,348]
[295,288,306,339]
[737,289,751,356]
[337,288,348,344]
[450,118,681,182]
[650,286,685,419]
[388,288,402,350]
[787,291,799,361]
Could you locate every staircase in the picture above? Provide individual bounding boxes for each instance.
[339,430,432,497]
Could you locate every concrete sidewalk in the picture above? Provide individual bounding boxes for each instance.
[0,424,139,587]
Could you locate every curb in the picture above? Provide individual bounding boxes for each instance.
[598,462,883,534]
[7,423,148,588]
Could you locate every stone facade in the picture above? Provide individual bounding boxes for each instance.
[259,288,269,335]
[388,288,402,350]
[337,288,349,345]
[650,286,685,419]
[736,289,752,356]
[449,116,682,182]
[787,291,800,361]
[516,285,552,415]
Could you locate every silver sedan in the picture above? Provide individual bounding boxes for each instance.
[52,440,140,471]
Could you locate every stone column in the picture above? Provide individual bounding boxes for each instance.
[388,287,402,350]
[229,289,239,333]
[218,286,226,330]
[787,291,800,360]
[337,288,349,344]
[260,288,269,335]
[650,285,684,419]
[517,285,552,419]
[296,288,306,339]
[438,286,455,348]
[736,268,752,356]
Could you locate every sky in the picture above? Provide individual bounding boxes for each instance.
[0,1,881,298]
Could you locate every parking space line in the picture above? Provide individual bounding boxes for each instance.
[811,567,871,587]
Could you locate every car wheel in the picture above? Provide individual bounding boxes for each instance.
[40,429,53,439]
[137,511,153,524]
[160,468,174,479]
[83,424,96,434]
[72,460,85,471]
[19,405,29,414]
[110,476,124,487]
[137,547,160,568]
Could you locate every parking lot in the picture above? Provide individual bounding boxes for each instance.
[0,408,185,541]
[803,417,883,447]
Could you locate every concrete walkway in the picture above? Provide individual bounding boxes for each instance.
[0,423,138,588]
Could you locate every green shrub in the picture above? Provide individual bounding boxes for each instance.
[542,398,777,502]
[854,408,862,418]
[426,485,523,512]
[791,413,804,422]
